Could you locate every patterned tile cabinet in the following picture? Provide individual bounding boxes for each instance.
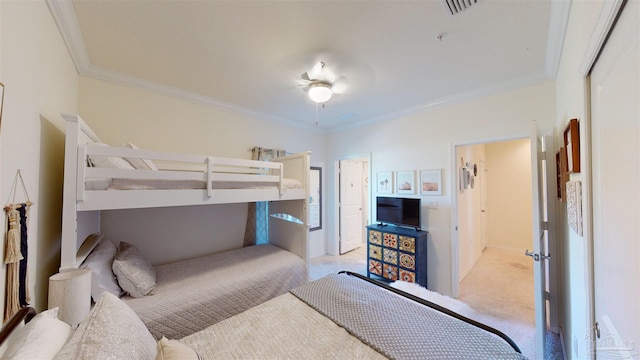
[366,224,428,287]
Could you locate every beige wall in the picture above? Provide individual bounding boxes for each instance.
[556,1,603,358]
[456,143,485,281]
[485,139,532,251]
[0,1,79,311]
[328,81,556,296]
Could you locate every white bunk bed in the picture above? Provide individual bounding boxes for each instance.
[60,114,310,272]
[59,114,311,339]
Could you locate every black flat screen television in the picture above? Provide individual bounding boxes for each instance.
[376,196,421,230]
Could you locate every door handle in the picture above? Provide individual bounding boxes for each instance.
[525,249,539,261]
[525,249,551,262]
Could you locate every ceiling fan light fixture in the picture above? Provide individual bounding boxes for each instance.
[308,82,333,103]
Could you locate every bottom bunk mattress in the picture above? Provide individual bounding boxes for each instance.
[180,273,526,359]
[122,244,307,340]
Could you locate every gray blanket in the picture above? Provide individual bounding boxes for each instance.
[124,244,307,340]
[290,274,527,360]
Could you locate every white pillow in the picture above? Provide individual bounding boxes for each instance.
[155,337,201,360]
[80,239,122,302]
[112,242,156,298]
[55,292,156,360]
[2,308,72,360]
[122,142,158,171]
[88,143,135,170]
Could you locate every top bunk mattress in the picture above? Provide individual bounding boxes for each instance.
[86,177,303,191]
[122,244,308,340]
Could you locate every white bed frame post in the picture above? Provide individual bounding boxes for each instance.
[60,114,101,272]
[269,152,311,263]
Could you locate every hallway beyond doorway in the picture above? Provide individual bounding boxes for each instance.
[460,247,534,324]
[460,247,535,357]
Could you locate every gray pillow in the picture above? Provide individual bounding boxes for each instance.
[55,292,156,359]
[112,242,156,297]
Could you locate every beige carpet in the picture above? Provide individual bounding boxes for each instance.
[459,247,534,324]
[459,247,536,359]
[308,246,367,281]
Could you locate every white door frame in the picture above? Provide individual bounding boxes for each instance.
[332,153,372,256]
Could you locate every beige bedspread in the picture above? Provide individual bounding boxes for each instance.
[123,244,307,340]
[180,274,526,359]
[180,292,387,359]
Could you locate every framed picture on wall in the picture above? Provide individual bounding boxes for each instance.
[566,180,583,236]
[563,118,580,173]
[420,169,443,196]
[396,170,416,195]
[376,171,394,194]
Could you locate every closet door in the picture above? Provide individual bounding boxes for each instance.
[590,0,639,357]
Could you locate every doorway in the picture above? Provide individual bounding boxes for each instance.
[456,139,533,281]
[454,138,538,358]
[336,157,369,255]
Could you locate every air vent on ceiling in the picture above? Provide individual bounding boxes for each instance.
[441,0,480,16]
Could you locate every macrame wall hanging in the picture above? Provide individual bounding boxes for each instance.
[3,169,32,322]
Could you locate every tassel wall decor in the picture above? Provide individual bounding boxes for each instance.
[3,170,32,322]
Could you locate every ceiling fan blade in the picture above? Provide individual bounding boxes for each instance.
[332,76,349,94]
[300,71,311,81]
[307,61,325,80]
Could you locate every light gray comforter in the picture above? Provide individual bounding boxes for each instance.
[123,244,307,340]
[181,274,527,359]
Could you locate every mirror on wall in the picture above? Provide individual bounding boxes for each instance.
[309,166,322,231]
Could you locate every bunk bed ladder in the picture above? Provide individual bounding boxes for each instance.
[277,163,284,196]
[206,157,213,197]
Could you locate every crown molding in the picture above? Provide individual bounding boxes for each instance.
[46,0,327,134]
[47,0,91,73]
[331,71,553,134]
[579,0,625,75]
[545,0,572,79]
[84,64,326,134]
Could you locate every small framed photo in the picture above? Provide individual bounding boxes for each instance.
[420,169,443,196]
[396,170,416,195]
[566,180,583,236]
[563,118,580,173]
[377,171,394,194]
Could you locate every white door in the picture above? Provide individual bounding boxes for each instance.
[527,126,553,358]
[590,1,639,357]
[339,160,364,254]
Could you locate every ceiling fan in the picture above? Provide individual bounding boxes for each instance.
[299,61,348,104]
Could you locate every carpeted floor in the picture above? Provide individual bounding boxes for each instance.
[308,245,564,360]
[459,247,563,360]
[308,246,367,281]
[460,247,536,358]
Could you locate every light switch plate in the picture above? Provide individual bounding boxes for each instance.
[426,200,438,209]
